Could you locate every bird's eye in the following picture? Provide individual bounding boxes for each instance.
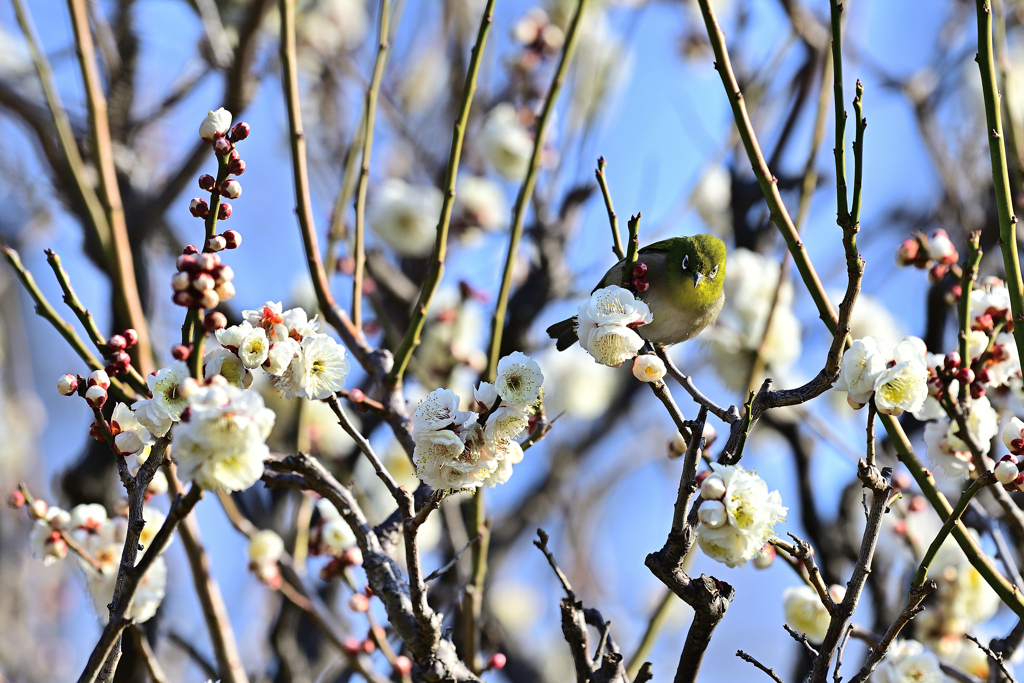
[682,255,689,270]
[709,265,719,279]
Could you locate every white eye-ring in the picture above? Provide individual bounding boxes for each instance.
[682,255,689,270]
[709,264,719,278]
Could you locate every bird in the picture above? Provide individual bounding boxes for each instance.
[546,234,727,350]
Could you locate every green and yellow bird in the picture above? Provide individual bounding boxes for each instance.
[546,234,728,350]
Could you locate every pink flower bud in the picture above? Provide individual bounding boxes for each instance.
[360,639,375,654]
[955,368,975,385]
[220,179,242,199]
[86,384,107,407]
[171,271,191,292]
[908,495,927,512]
[971,382,986,399]
[896,238,920,266]
[394,656,412,676]
[197,290,220,309]
[7,490,25,508]
[753,543,775,569]
[57,374,79,396]
[198,174,216,191]
[104,363,119,376]
[206,235,227,252]
[189,198,209,218]
[340,546,363,566]
[943,352,961,370]
[632,276,650,292]
[348,388,366,404]
[176,254,198,272]
[89,369,110,389]
[197,253,219,271]
[928,229,959,264]
[122,328,138,347]
[172,291,196,308]
[974,313,995,332]
[928,264,949,282]
[487,654,507,671]
[214,281,235,301]
[171,344,191,361]
[228,157,246,176]
[183,244,200,256]
[341,638,361,657]
[632,262,648,277]
[204,311,228,332]
[218,202,232,220]
[210,264,234,285]
[348,593,370,612]
[978,368,994,385]
[223,230,242,249]
[996,458,1020,485]
[213,137,231,155]
[110,350,131,368]
[230,122,250,141]
[192,272,215,292]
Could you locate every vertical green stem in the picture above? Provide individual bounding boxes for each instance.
[620,213,641,285]
[596,157,625,260]
[912,474,995,587]
[352,0,393,330]
[958,232,983,403]
[829,0,850,226]
[976,0,1024,368]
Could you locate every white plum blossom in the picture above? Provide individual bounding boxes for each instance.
[216,321,254,351]
[29,506,70,566]
[86,555,167,625]
[1003,416,1024,454]
[173,381,276,492]
[199,107,231,142]
[248,530,285,567]
[412,388,474,438]
[995,457,1020,485]
[204,347,253,388]
[480,103,534,180]
[367,178,443,257]
[316,498,357,555]
[873,338,929,416]
[834,337,887,407]
[874,640,943,683]
[474,381,499,409]
[783,585,844,645]
[495,351,543,406]
[696,464,787,568]
[632,354,666,383]
[484,404,530,442]
[576,285,653,367]
[266,338,301,376]
[482,440,524,488]
[926,230,957,264]
[294,335,350,400]
[924,396,999,478]
[454,175,508,231]
[238,326,271,369]
[971,281,1011,326]
[149,361,191,421]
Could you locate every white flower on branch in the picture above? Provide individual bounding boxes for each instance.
[150,360,191,421]
[873,338,929,416]
[834,337,886,408]
[695,464,786,568]
[782,584,845,645]
[199,107,231,142]
[87,555,167,625]
[454,175,508,232]
[412,388,475,438]
[484,404,530,442]
[495,351,544,406]
[203,347,253,389]
[238,326,270,369]
[29,506,70,566]
[294,335,350,400]
[248,530,285,567]
[632,354,666,382]
[576,285,653,367]
[480,103,534,181]
[367,178,443,257]
[173,381,276,492]
[482,440,524,488]
[923,395,999,478]
[316,498,357,556]
[874,640,943,683]
[1003,416,1024,455]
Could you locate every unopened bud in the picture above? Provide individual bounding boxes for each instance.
[85,385,107,407]
[172,291,196,308]
[996,458,1020,485]
[394,656,412,676]
[204,311,228,332]
[189,197,209,218]
[213,137,231,155]
[198,174,216,191]
[220,179,242,199]
[30,499,47,519]
[122,329,139,347]
[928,264,949,282]
[89,369,110,389]
[230,122,250,141]
[171,271,191,292]
[944,352,961,370]
[667,431,687,459]
[897,238,920,266]
[172,344,191,361]
[698,500,728,528]
[198,290,221,309]
[632,262,648,277]
[206,235,227,252]
[106,335,126,353]
[908,495,927,512]
[7,490,25,508]
[223,230,242,249]
[487,653,507,671]
[970,382,986,399]
[342,638,361,657]
[218,202,232,220]
[753,543,775,569]
[632,276,650,292]
[176,254,198,272]
[700,474,727,500]
[955,368,975,385]
[977,368,994,384]
[110,351,131,369]
[228,157,246,176]
[348,593,370,612]
[340,546,363,566]
[57,374,79,396]
[192,273,215,292]
[214,281,235,302]
[348,388,365,404]
[198,253,219,270]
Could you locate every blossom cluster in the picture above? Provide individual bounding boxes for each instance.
[575,285,653,367]
[896,228,959,281]
[206,301,350,401]
[696,463,787,568]
[24,500,168,624]
[834,336,929,415]
[411,352,542,490]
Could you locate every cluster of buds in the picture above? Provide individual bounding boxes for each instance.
[896,229,959,281]
[341,633,377,657]
[58,369,111,410]
[927,351,989,401]
[995,454,1024,490]
[15,493,71,565]
[191,107,249,242]
[511,8,565,67]
[171,245,235,309]
[629,262,650,293]
[101,329,139,376]
[317,546,364,581]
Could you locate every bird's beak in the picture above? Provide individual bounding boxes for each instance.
[691,271,704,288]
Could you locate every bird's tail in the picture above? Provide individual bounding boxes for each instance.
[546,317,578,351]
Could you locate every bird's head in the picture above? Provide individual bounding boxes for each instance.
[674,234,727,307]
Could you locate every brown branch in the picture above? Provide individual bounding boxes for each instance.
[736,650,786,683]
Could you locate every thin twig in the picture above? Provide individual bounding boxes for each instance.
[129,626,167,683]
[966,634,1017,683]
[624,589,675,680]
[595,157,625,260]
[424,534,481,583]
[736,650,785,683]
[325,395,402,501]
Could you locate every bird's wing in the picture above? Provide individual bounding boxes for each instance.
[637,238,679,254]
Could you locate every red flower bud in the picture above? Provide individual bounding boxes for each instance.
[897,238,920,266]
[1012,438,1024,455]
[183,244,200,256]
[230,122,250,142]
[177,255,198,272]
[213,137,231,155]
[107,334,127,352]
[122,328,139,347]
[172,344,191,361]
[189,198,209,218]
[204,311,228,332]
[223,230,242,249]
[955,368,975,385]
[487,653,507,671]
[943,352,961,370]
[394,656,412,676]
[111,351,131,369]
[7,490,25,508]
[348,388,365,404]
[977,368,994,384]
[908,496,927,512]
[341,638,361,657]
[632,276,650,292]
[928,264,949,282]
[632,262,648,277]
[218,202,232,220]
[970,382,986,399]
[198,174,216,191]
[228,158,246,176]
[89,421,107,441]
[206,235,227,252]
